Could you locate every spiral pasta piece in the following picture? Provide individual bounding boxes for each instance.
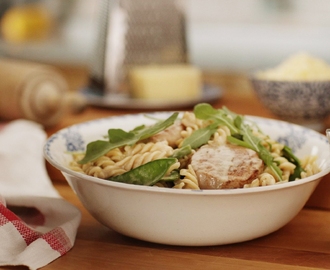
[259,173,276,186]
[244,173,276,188]
[124,141,173,156]
[115,151,171,171]
[274,156,296,181]
[103,166,127,178]
[208,126,231,146]
[254,130,284,156]
[95,156,116,168]
[82,163,107,178]
[165,161,181,176]
[174,165,200,189]
[244,178,260,188]
[177,126,194,147]
[181,111,205,130]
[69,162,84,173]
[177,112,209,147]
[105,147,125,162]
[69,153,85,173]
[300,155,320,178]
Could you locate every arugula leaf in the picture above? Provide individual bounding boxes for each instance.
[193,104,284,181]
[131,124,146,134]
[78,140,113,165]
[194,103,239,134]
[258,145,283,181]
[78,112,179,164]
[171,145,192,159]
[226,136,254,150]
[137,112,179,140]
[230,123,283,181]
[240,122,262,152]
[282,145,301,165]
[160,170,180,181]
[107,158,177,186]
[108,129,135,143]
[181,123,218,149]
[282,145,305,181]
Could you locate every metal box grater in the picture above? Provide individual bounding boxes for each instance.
[89,0,187,95]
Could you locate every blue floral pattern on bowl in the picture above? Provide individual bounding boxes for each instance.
[251,79,330,121]
[62,127,85,152]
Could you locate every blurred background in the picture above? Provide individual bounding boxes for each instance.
[1,0,330,72]
[0,0,97,66]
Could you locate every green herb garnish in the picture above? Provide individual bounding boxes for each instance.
[180,123,219,149]
[78,112,179,164]
[171,145,192,159]
[78,103,303,184]
[194,103,239,134]
[193,103,287,181]
[107,158,177,185]
[283,146,305,181]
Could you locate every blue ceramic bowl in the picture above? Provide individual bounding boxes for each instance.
[250,77,330,130]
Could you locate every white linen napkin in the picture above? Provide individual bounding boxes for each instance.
[0,120,81,270]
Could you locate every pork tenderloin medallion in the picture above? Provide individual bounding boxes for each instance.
[149,121,183,147]
[191,144,264,189]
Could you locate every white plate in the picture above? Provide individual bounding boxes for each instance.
[81,84,222,110]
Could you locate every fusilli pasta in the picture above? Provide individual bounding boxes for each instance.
[70,107,321,190]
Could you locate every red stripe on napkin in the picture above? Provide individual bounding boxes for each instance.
[0,120,81,269]
[0,202,71,255]
[42,227,72,255]
[0,202,15,225]
[0,203,41,245]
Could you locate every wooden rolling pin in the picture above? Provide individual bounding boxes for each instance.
[0,58,86,126]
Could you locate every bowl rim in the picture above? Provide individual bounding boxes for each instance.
[249,73,330,83]
[44,113,330,196]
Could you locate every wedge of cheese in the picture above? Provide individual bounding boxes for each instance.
[128,65,202,100]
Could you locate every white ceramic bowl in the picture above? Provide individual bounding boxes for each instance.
[44,112,330,246]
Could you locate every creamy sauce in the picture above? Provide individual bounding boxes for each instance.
[192,145,235,187]
[191,144,263,189]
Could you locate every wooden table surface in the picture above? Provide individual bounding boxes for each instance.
[34,65,330,269]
